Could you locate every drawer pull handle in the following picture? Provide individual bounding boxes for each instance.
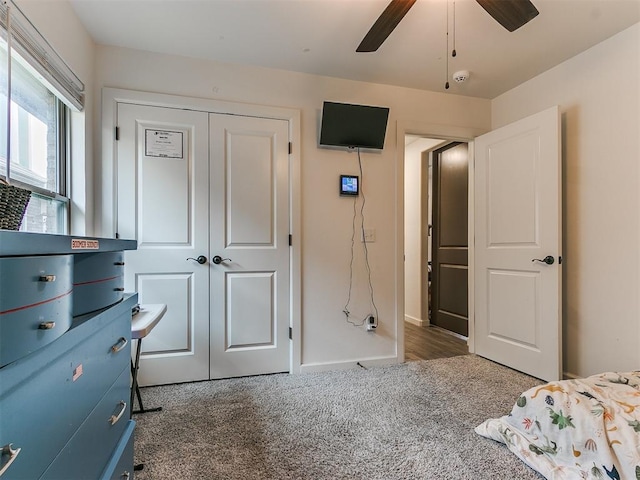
[38,321,56,330]
[109,401,127,425]
[114,287,125,292]
[114,261,125,266]
[0,443,21,477]
[39,275,56,282]
[111,337,128,353]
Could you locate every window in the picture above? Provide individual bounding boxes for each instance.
[1,0,84,235]
[0,45,69,233]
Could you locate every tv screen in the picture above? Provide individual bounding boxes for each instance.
[319,101,389,150]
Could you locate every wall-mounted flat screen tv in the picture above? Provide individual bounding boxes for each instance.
[319,101,390,151]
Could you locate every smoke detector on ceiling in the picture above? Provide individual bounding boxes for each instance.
[453,70,470,83]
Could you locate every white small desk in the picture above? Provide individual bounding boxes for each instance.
[130,303,167,416]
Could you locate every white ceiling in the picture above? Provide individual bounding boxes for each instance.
[69,0,640,99]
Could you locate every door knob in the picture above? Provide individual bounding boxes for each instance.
[212,255,232,265]
[187,255,207,264]
[532,255,555,265]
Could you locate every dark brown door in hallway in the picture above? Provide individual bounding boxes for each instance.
[431,142,469,336]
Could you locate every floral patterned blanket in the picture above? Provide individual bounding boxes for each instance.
[475,371,640,479]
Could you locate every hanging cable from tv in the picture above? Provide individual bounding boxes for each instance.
[342,147,380,328]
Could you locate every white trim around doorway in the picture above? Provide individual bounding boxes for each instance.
[395,120,488,362]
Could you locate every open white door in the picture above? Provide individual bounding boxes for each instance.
[474,106,562,381]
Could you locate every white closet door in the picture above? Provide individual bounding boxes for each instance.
[117,102,210,385]
[209,113,291,379]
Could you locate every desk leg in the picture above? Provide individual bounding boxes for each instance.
[130,339,141,418]
[131,338,163,415]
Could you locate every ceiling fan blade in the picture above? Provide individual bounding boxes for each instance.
[475,0,539,32]
[357,0,417,53]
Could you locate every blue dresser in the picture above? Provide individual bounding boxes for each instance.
[0,232,137,479]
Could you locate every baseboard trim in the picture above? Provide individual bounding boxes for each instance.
[404,315,427,327]
[299,355,399,373]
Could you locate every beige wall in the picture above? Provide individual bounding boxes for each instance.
[492,23,640,378]
[94,45,490,370]
[21,1,637,377]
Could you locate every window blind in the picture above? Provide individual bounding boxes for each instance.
[0,0,84,111]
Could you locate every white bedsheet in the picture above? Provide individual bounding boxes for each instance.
[476,371,640,479]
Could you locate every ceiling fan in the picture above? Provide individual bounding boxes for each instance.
[356,0,539,53]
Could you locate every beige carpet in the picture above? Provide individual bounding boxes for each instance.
[133,355,544,479]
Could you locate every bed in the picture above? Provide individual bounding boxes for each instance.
[475,371,640,479]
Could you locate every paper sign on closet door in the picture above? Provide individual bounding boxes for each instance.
[145,129,184,159]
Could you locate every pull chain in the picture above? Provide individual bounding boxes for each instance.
[452,0,457,57]
[445,0,450,89]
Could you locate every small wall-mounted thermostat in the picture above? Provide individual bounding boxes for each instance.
[340,175,359,196]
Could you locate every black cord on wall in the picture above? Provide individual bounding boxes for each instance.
[342,148,379,327]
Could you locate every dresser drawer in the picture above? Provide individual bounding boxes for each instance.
[73,252,126,316]
[0,298,134,479]
[41,367,131,480]
[100,420,135,480]
[0,255,73,367]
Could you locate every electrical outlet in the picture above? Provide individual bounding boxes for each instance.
[366,315,376,331]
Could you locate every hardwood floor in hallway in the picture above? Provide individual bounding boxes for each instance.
[405,322,469,361]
